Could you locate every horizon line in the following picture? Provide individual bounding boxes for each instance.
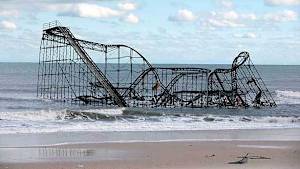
[0,61,299,66]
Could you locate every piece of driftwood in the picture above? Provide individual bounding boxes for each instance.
[228,153,249,164]
[238,155,271,160]
[229,153,271,164]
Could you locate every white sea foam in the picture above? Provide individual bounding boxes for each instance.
[237,145,288,149]
[0,110,67,121]
[275,90,300,104]
[85,108,125,116]
[0,108,125,121]
[0,109,300,134]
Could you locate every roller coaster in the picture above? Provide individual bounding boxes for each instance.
[37,21,276,108]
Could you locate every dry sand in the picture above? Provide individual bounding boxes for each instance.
[1,140,299,169]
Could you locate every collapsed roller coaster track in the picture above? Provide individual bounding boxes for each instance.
[37,21,276,108]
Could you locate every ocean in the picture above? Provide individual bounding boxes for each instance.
[0,63,300,134]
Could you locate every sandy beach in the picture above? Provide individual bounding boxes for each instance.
[1,140,299,169]
[1,129,300,169]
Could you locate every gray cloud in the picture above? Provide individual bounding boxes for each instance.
[265,0,300,6]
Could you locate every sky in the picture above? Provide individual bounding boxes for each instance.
[0,0,299,64]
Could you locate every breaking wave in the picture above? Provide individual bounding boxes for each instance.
[0,108,125,121]
[0,108,300,134]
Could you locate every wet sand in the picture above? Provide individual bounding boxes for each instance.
[1,129,300,169]
[0,140,299,169]
[1,128,300,147]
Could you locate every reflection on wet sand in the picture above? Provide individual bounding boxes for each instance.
[0,147,126,163]
[38,147,95,159]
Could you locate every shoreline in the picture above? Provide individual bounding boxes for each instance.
[1,128,300,148]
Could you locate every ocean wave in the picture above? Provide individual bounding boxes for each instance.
[0,96,41,102]
[0,109,299,123]
[0,109,300,134]
[0,108,126,121]
[0,110,68,121]
[275,90,300,104]
[64,108,127,121]
[0,88,35,93]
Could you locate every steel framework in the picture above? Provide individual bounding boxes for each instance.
[37,21,276,108]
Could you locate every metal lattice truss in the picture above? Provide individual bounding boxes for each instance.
[37,21,276,108]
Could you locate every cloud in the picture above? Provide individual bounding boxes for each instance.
[0,9,19,17]
[265,0,300,6]
[204,10,248,28]
[57,3,121,18]
[220,0,234,8]
[207,18,244,28]
[264,10,298,22]
[118,2,137,11]
[168,9,197,22]
[122,13,139,24]
[223,11,257,20]
[241,13,257,20]
[234,32,257,39]
[223,11,239,20]
[0,20,16,31]
[47,2,140,22]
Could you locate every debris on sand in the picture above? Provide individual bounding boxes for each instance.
[228,153,249,164]
[229,153,271,164]
[205,154,216,158]
[240,155,271,160]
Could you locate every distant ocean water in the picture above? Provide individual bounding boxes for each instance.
[0,63,300,134]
